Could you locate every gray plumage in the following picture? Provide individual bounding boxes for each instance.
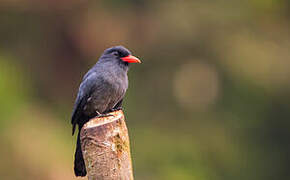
[71,51,129,134]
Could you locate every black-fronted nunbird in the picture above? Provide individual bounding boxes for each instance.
[71,46,141,177]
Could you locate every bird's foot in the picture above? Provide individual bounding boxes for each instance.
[109,107,122,112]
[95,111,113,118]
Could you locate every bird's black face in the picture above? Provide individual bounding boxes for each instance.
[102,46,141,66]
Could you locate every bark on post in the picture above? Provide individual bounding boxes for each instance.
[80,110,134,180]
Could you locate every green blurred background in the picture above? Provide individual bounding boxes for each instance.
[1,0,290,179]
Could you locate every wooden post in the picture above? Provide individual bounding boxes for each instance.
[80,110,134,180]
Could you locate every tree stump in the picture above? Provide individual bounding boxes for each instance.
[80,110,134,180]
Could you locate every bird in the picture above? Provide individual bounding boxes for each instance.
[71,46,141,177]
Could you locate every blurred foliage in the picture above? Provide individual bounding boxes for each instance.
[0,0,290,179]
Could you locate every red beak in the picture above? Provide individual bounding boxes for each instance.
[120,55,141,63]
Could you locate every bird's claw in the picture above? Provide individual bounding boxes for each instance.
[95,111,113,118]
[109,107,122,112]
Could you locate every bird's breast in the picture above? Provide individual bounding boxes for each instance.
[83,74,127,116]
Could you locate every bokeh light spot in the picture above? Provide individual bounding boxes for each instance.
[173,61,220,111]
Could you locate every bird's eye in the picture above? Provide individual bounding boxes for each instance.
[113,52,119,56]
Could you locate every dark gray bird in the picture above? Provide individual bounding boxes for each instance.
[71,46,141,177]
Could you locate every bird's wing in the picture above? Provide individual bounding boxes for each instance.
[71,72,97,135]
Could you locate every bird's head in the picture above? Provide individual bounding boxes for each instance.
[100,46,141,67]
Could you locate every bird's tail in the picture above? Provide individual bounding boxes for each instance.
[74,131,87,177]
